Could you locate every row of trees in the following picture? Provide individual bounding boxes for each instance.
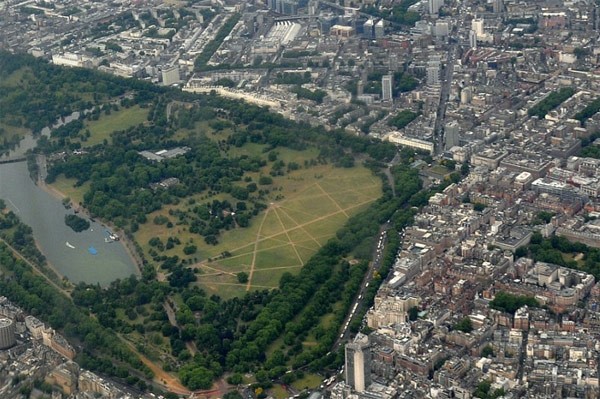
[194,14,241,71]
[574,97,600,125]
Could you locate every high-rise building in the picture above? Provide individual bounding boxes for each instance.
[0,318,16,349]
[427,61,441,86]
[469,29,477,49]
[445,120,460,150]
[363,18,374,39]
[374,20,385,38]
[471,18,484,38]
[493,0,504,13]
[428,0,443,14]
[434,21,449,37]
[382,74,393,101]
[161,65,180,86]
[345,333,371,392]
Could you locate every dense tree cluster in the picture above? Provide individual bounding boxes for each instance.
[489,291,539,314]
[574,97,600,124]
[64,214,90,232]
[0,209,49,274]
[291,86,327,104]
[517,232,600,280]
[528,87,576,119]
[273,72,312,85]
[579,131,600,159]
[0,51,162,134]
[388,110,419,129]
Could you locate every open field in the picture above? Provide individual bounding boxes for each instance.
[291,373,323,391]
[192,164,381,298]
[50,176,89,206]
[0,68,28,88]
[135,160,381,299]
[0,122,30,145]
[83,105,148,146]
[270,385,289,399]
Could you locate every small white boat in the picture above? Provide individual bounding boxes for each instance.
[66,242,75,249]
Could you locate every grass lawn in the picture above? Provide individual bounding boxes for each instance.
[0,122,30,142]
[429,165,451,177]
[270,384,289,399]
[291,374,323,391]
[50,175,89,205]
[82,106,148,147]
[562,253,585,267]
[0,68,28,87]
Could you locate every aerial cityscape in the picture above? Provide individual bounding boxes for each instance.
[2,0,600,398]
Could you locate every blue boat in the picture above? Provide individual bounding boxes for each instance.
[88,246,98,255]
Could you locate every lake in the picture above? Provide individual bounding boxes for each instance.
[0,117,139,286]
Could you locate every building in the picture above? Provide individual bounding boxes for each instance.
[388,134,434,154]
[382,74,393,102]
[471,18,484,38]
[427,60,441,86]
[363,19,374,39]
[45,362,79,395]
[374,20,385,38]
[25,315,45,339]
[428,0,443,14]
[469,30,477,49]
[161,65,180,86]
[346,333,372,392]
[0,317,15,349]
[493,0,504,13]
[445,121,460,150]
[42,329,76,360]
[330,25,355,39]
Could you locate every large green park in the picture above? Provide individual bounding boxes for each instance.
[0,51,428,394]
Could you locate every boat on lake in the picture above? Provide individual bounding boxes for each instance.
[66,242,75,249]
[88,246,98,255]
[104,229,119,243]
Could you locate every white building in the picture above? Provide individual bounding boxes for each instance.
[161,65,180,86]
[345,333,371,392]
[428,0,443,14]
[472,18,484,38]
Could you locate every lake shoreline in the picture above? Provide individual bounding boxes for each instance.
[35,168,143,280]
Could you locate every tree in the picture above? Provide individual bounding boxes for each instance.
[408,306,419,321]
[64,214,90,232]
[453,317,473,333]
[473,202,486,212]
[227,373,243,385]
[237,272,249,284]
[183,245,197,255]
[481,345,494,358]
